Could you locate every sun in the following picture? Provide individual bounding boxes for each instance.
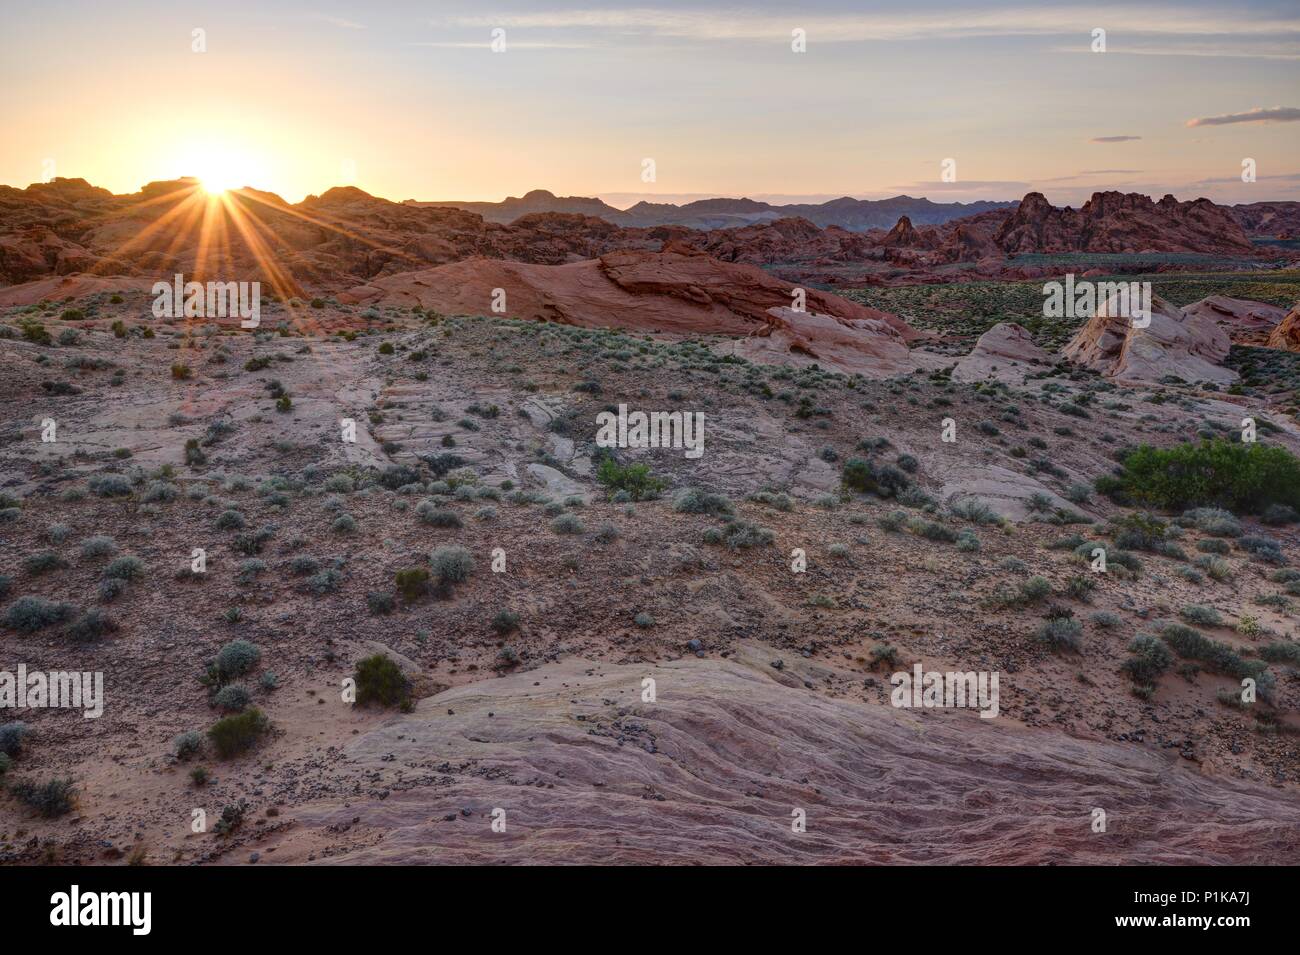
[176,144,267,196]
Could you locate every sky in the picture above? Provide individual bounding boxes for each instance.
[1,0,1297,207]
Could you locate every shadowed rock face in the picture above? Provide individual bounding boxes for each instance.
[285,652,1300,865]
[1061,293,1236,385]
[995,191,1256,255]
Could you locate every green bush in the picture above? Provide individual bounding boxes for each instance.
[353,654,410,708]
[395,567,430,601]
[1122,634,1174,685]
[1112,440,1300,514]
[842,457,909,497]
[596,459,665,501]
[208,708,270,758]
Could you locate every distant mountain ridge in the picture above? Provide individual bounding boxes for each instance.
[406,189,1018,231]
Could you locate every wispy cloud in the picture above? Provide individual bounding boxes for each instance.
[1194,171,1300,183]
[435,6,1300,44]
[1090,136,1142,143]
[1186,106,1300,127]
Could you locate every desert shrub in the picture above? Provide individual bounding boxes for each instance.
[1021,576,1052,603]
[998,557,1027,574]
[634,611,655,627]
[12,778,76,817]
[288,556,320,576]
[331,513,357,534]
[173,730,204,760]
[672,488,734,516]
[869,644,899,669]
[1110,512,1167,552]
[3,596,73,632]
[212,685,251,712]
[1180,605,1222,627]
[877,510,907,532]
[950,498,1001,525]
[304,569,342,594]
[1110,440,1300,514]
[23,550,68,575]
[1193,554,1233,582]
[103,555,145,580]
[395,567,430,601]
[89,474,132,497]
[906,517,957,542]
[353,654,410,708]
[551,514,584,535]
[207,708,270,758]
[214,639,261,681]
[1161,623,1264,681]
[366,591,396,615]
[416,502,462,527]
[1036,616,1082,652]
[1196,538,1230,555]
[65,609,116,643]
[842,457,909,497]
[1260,641,1300,666]
[749,490,794,511]
[430,545,474,584]
[596,459,665,501]
[140,480,178,503]
[1090,610,1122,629]
[1238,535,1285,565]
[1262,504,1298,526]
[0,721,31,756]
[1122,634,1174,685]
[491,610,520,635]
[379,464,420,490]
[703,518,774,549]
[1065,575,1095,601]
[81,535,120,559]
[214,509,246,530]
[98,578,126,603]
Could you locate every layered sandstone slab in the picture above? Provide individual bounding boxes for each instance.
[285,652,1300,865]
[1061,293,1236,385]
[952,322,1052,384]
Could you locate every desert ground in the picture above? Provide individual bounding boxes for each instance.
[1,179,1299,864]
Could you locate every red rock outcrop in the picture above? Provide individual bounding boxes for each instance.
[995,191,1255,255]
[1267,305,1300,352]
[340,248,919,371]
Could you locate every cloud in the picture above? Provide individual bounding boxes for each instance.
[1186,106,1300,127]
[435,6,1300,44]
[1090,136,1142,143]
[1194,172,1300,184]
